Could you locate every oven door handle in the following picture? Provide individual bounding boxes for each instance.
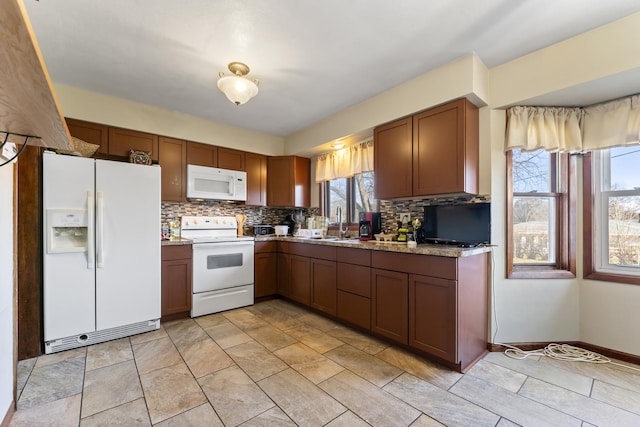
[192,241,254,251]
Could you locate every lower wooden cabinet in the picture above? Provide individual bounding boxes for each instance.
[310,258,337,315]
[371,268,409,344]
[289,255,311,305]
[409,274,457,362]
[161,245,192,320]
[336,248,371,330]
[255,241,277,298]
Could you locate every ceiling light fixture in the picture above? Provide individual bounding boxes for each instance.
[331,141,345,150]
[217,62,259,106]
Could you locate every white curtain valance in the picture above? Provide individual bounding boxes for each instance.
[505,94,640,153]
[315,139,374,183]
[582,94,640,150]
[505,106,583,152]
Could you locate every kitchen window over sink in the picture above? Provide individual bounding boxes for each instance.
[324,172,377,224]
[315,139,377,225]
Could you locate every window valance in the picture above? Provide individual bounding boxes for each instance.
[315,138,373,183]
[505,93,640,152]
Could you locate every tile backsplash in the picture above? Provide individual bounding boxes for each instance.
[161,200,318,234]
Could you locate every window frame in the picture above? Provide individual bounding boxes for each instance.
[506,149,576,279]
[321,172,378,228]
[583,151,640,286]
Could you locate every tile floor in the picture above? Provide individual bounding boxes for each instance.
[10,299,640,426]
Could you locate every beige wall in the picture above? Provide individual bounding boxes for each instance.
[54,84,285,157]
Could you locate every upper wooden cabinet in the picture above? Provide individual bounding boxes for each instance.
[374,98,479,199]
[267,156,310,207]
[65,118,108,155]
[245,152,267,206]
[374,116,413,199]
[108,127,159,161]
[218,147,245,171]
[413,98,478,196]
[186,141,217,167]
[158,136,187,202]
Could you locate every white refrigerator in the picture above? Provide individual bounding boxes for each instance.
[43,151,161,353]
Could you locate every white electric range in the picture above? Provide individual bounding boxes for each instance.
[181,216,255,317]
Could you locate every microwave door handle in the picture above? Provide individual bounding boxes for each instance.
[229,177,235,196]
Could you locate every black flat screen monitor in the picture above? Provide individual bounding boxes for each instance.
[423,203,491,247]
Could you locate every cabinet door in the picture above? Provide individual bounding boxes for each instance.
[267,156,310,207]
[289,255,310,305]
[108,127,159,161]
[371,268,408,344]
[310,258,337,315]
[255,252,277,298]
[337,263,370,297]
[65,118,108,155]
[277,252,291,298]
[409,274,457,363]
[218,147,245,171]
[158,136,186,202]
[413,98,478,196]
[245,152,267,206]
[186,141,217,167]
[161,259,192,316]
[337,290,370,330]
[374,117,412,199]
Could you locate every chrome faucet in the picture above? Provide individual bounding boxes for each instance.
[336,207,348,239]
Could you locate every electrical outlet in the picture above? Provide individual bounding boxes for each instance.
[398,212,410,225]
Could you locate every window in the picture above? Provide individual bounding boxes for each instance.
[584,147,640,284]
[324,171,377,224]
[507,149,576,278]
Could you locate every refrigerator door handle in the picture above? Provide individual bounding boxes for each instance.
[87,191,95,268]
[96,191,104,268]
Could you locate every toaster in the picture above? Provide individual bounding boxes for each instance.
[253,225,274,235]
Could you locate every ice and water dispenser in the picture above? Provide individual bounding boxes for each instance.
[46,209,89,253]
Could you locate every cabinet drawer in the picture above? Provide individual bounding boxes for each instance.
[255,241,277,253]
[162,244,192,261]
[277,241,290,254]
[337,247,370,266]
[289,242,336,261]
[337,290,370,330]
[337,263,370,297]
[371,251,456,279]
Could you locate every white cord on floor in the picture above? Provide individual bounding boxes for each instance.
[500,342,640,373]
[487,249,640,374]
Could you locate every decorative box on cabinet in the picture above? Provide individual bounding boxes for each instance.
[108,127,159,161]
[255,241,277,298]
[65,118,108,155]
[267,156,310,207]
[161,244,192,321]
[158,136,187,202]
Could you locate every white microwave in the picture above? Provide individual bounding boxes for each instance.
[186,165,247,201]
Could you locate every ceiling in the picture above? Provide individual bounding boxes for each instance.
[24,0,640,138]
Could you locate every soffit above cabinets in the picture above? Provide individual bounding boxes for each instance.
[0,0,72,151]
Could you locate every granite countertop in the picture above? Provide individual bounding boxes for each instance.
[161,238,193,246]
[254,235,491,258]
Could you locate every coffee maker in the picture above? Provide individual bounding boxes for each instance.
[358,212,382,241]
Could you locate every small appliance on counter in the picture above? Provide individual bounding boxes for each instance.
[280,214,296,235]
[253,225,274,235]
[358,211,382,241]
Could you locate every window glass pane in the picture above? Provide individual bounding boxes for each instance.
[353,172,377,221]
[328,178,347,223]
[512,149,552,193]
[607,195,640,268]
[609,146,640,191]
[513,196,556,264]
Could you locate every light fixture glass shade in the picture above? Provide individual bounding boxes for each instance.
[217,75,259,106]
